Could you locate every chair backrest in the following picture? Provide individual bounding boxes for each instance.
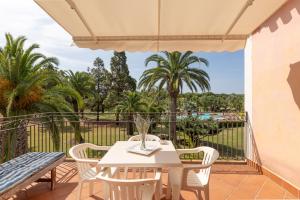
[128,134,160,142]
[69,143,109,178]
[196,146,219,183]
[97,167,160,200]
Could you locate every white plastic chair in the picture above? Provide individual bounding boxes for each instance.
[172,146,219,200]
[97,167,162,200]
[69,143,113,200]
[127,134,161,181]
[128,134,160,142]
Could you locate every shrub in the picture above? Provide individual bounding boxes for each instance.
[177,116,221,139]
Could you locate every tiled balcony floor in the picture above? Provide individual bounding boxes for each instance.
[9,162,298,200]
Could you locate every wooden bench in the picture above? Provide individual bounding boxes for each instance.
[0,152,65,199]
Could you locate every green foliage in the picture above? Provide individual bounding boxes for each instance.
[141,87,168,113]
[176,116,220,148]
[0,33,83,151]
[110,51,136,93]
[88,57,112,115]
[138,51,211,142]
[116,91,146,113]
[178,92,244,112]
[104,52,136,110]
[139,51,210,93]
[65,70,92,112]
[177,116,220,136]
[116,91,146,135]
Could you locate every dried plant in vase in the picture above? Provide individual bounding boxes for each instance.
[133,114,151,150]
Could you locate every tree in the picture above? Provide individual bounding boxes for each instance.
[139,51,210,143]
[0,33,83,158]
[141,88,168,134]
[178,93,199,112]
[196,93,244,112]
[107,51,136,120]
[116,91,146,135]
[142,88,168,113]
[110,51,136,94]
[65,70,93,115]
[199,93,220,112]
[88,57,111,120]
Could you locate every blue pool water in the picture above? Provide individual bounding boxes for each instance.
[177,113,224,121]
[200,113,212,120]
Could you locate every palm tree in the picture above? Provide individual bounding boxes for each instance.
[116,91,146,135]
[139,51,210,143]
[66,70,94,117]
[0,33,83,158]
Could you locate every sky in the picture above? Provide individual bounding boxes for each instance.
[0,0,244,94]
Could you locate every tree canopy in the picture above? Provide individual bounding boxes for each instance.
[104,51,136,110]
[0,33,83,152]
[138,51,211,143]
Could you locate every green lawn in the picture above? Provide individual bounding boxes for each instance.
[28,124,129,155]
[176,127,244,160]
[27,124,244,160]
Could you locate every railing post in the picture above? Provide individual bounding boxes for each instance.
[50,113,55,151]
[51,113,54,135]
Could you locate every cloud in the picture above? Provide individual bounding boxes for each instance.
[0,0,105,71]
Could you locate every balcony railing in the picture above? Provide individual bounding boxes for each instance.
[0,112,245,163]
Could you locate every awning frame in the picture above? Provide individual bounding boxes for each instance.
[34,0,288,51]
[66,0,254,45]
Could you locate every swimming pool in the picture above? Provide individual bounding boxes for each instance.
[177,113,225,121]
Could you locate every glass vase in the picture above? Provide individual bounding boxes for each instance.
[140,132,147,150]
[134,114,150,151]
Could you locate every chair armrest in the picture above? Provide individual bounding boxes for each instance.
[88,144,111,151]
[75,158,99,165]
[176,148,199,156]
[97,166,120,177]
[181,163,213,189]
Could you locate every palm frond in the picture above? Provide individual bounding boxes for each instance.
[139,51,210,95]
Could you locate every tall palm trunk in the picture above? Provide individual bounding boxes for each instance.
[115,112,120,126]
[128,112,134,136]
[101,104,105,113]
[73,100,79,113]
[0,121,9,162]
[96,101,100,121]
[1,119,29,161]
[80,109,84,119]
[15,120,28,157]
[169,94,177,144]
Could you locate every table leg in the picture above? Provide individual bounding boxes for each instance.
[155,173,163,200]
[167,172,171,199]
[167,167,182,200]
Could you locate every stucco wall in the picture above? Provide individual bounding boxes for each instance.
[250,0,300,188]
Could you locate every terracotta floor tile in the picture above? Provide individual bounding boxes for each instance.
[256,178,286,199]
[209,176,236,200]
[227,175,267,200]
[7,162,298,200]
[284,191,300,199]
[180,190,198,200]
[213,173,247,187]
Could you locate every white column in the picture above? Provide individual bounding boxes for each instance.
[244,36,253,160]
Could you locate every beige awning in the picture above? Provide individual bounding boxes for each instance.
[34,0,287,52]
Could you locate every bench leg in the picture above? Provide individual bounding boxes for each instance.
[51,168,56,190]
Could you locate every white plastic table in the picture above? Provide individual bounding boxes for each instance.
[98,141,183,200]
